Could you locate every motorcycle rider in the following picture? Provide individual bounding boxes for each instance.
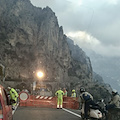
[106,89,120,110]
[79,87,97,119]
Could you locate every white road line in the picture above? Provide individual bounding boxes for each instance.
[12,103,19,115]
[62,108,81,118]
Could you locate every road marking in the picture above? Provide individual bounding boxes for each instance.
[62,108,81,118]
[12,103,19,115]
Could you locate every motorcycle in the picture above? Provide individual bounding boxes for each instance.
[80,102,103,120]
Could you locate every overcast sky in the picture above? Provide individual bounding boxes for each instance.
[30,0,120,57]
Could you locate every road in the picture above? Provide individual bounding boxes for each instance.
[13,107,82,120]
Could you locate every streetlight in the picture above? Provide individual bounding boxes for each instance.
[37,71,44,78]
[32,71,44,93]
[36,71,45,95]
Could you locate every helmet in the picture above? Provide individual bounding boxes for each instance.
[112,89,117,93]
[80,87,85,93]
[7,87,11,90]
[72,89,75,92]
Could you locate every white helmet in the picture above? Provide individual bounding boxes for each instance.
[112,89,117,93]
[7,87,11,90]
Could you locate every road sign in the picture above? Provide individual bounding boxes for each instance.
[19,92,29,101]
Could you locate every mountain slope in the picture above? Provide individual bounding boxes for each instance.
[86,50,120,92]
[0,0,93,94]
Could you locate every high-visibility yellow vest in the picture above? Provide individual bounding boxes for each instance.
[71,92,76,97]
[55,90,64,99]
[10,88,18,101]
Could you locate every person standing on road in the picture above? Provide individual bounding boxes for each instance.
[55,88,64,109]
[63,88,67,97]
[7,87,18,110]
[71,89,76,100]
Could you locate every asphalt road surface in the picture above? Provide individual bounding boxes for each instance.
[13,107,82,120]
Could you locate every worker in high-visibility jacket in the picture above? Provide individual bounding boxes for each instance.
[55,88,64,109]
[8,87,18,108]
[71,89,76,100]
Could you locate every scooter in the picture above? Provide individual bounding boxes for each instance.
[80,103,103,120]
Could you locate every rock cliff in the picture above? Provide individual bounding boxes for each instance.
[0,0,72,83]
[67,39,112,100]
[0,0,110,96]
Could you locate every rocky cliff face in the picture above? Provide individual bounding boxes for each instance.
[66,39,112,100]
[0,0,94,93]
[67,38,92,81]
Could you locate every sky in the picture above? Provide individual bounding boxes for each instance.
[30,0,120,57]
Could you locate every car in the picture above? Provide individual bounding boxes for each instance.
[0,85,12,120]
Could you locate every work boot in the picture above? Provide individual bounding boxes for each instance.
[60,105,63,109]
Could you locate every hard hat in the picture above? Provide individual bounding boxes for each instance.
[112,89,117,93]
[72,89,75,92]
[80,87,85,93]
